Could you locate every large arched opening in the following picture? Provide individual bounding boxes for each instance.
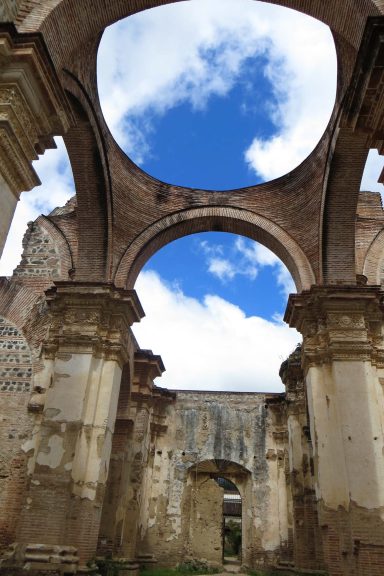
[130,230,300,391]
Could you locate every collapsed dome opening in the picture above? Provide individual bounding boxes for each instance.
[97,0,337,191]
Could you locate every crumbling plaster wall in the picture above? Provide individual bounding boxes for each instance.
[0,199,79,550]
[136,391,290,570]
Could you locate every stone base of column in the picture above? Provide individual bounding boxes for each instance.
[0,543,79,574]
[136,554,157,569]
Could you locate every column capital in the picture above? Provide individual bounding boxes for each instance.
[284,285,384,367]
[44,282,144,365]
[0,23,73,196]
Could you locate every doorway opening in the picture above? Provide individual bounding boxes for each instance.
[188,460,250,568]
[215,477,242,567]
[132,231,300,392]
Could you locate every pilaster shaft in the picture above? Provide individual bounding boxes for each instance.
[280,347,324,571]
[14,283,143,573]
[118,351,165,561]
[285,285,384,576]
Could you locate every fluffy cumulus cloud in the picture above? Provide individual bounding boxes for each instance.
[133,270,299,391]
[0,138,74,276]
[243,9,337,180]
[199,237,295,297]
[98,0,337,177]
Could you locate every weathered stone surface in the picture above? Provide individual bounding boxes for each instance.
[1,3,384,576]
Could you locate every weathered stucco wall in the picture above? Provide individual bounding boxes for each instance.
[133,391,291,570]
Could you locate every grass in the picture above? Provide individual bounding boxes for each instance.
[97,561,325,576]
[96,561,219,576]
[140,562,220,576]
[249,571,326,576]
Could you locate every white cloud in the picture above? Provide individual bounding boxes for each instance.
[133,270,299,391]
[207,257,238,282]
[199,237,295,297]
[360,149,384,195]
[235,238,295,296]
[234,238,277,266]
[98,0,337,176]
[243,9,336,179]
[0,138,74,276]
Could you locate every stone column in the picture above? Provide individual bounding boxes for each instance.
[0,24,72,256]
[285,285,384,576]
[280,347,324,571]
[12,282,143,574]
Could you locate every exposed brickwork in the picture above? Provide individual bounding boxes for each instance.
[356,192,384,283]
[8,0,383,287]
[0,316,32,393]
[1,3,384,576]
[0,392,31,548]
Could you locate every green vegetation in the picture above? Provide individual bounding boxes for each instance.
[96,559,325,576]
[248,571,326,576]
[139,561,220,576]
[224,519,242,556]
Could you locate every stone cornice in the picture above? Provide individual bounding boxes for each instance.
[134,349,165,384]
[285,285,384,367]
[0,24,73,195]
[43,282,144,365]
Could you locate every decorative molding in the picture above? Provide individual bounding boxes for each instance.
[43,282,144,366]
[129,350,173,435]
[0,543,79,574]
[23,544,79,573]
[0,24,73,196]
[285,285,384,368]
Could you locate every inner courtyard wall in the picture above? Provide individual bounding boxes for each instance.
[127,390,292,569]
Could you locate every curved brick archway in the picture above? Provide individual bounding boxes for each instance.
[114,207,316,292]
[6,0,384,285]
[363,229,384,285]
[14,1,382,51]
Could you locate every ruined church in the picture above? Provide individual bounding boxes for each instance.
[1,1,384,575]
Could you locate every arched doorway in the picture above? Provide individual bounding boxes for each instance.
[188,459,252,568]
[215,477,242,566]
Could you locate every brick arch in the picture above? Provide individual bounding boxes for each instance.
[362,229,384,285]
[189,458,251,476]
[11,0,381,288]
[63,85,112,282]
[114,207,316,292]
[15,0,381,58]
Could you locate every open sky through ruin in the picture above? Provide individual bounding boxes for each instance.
[1,0,383,391]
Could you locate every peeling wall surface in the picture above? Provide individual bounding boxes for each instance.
[2,2,384,573]
[129,391,291,569]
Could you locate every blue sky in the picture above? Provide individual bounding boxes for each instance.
[117,50,277,190]
[1,0,383,391]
